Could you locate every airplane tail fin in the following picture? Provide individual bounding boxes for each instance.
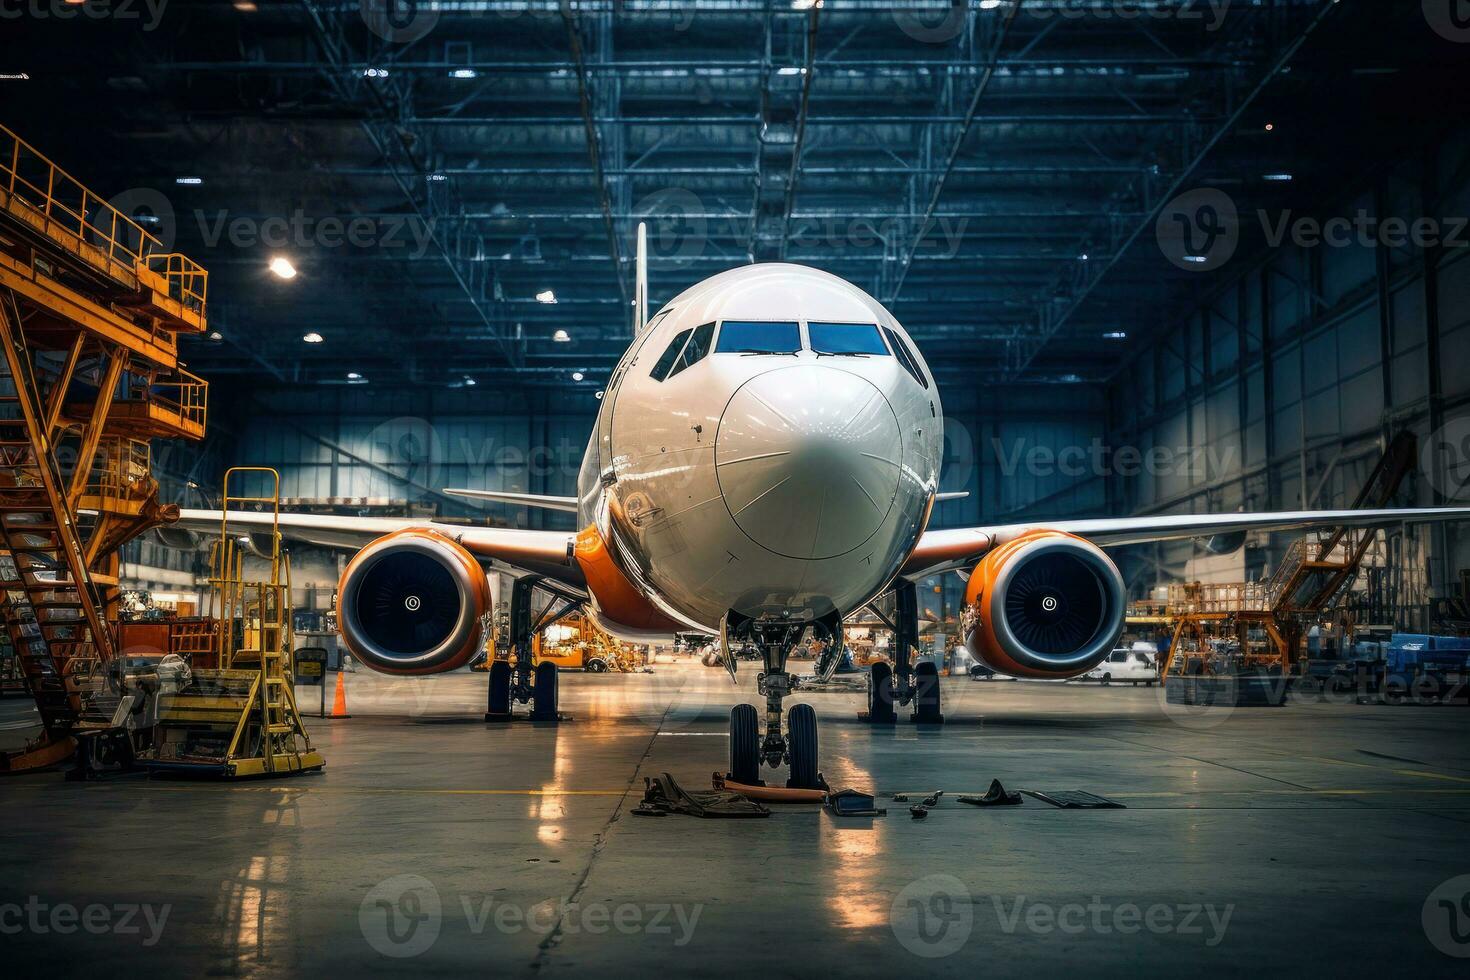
[634,221,648,333]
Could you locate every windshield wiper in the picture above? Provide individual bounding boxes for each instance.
[736,349,799,356]
[815,351,871,358]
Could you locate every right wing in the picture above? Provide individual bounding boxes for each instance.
[904,505,1470,578]
[174,508,583,587]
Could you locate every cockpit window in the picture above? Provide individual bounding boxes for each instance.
[668,322,715,378]
[715,320,801,355]
[809,322,889,356]
[883,326,929,389]
[649,328,693,382]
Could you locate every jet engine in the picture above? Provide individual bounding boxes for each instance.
[337,529,492,675]
[961,530,1125,679]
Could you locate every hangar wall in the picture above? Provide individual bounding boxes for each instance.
[1107,131,1470,605]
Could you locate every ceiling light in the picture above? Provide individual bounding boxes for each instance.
[426,173,448,182]
[233,0,257,10]
[464,377,477,387]
[449,68,479,79]
[1264,123,1275,132]
[208,331,223,341]
[362,67,389,78]
[1103,331,1128,340]
[791,0,822,8]
[979,0,1003,7]
[536,289,557,304]
[571,372,585,382]
[1183,255,1208,264]
[1263,173,1294,182]
[1060,374,1083,383]
[269,256,297,279]
[175,176,203,185]
[777,67,805,76]
[552,329,570,342]
[302,332,323,344]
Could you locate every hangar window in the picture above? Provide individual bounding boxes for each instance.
[649,328,693,382]
[715,320,801,355]
[809,322,889,356]
[668,322,715,378]
[883,326,929,389]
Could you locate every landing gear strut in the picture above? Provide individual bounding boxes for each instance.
[721,613,827,790]
[486,576,574,723]
[865,580,943,724]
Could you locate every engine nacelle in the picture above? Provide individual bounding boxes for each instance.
[337,529,491,675]
[962,530,1126,679]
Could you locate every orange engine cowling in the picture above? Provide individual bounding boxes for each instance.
[962,529,1126,679]
[337,529,492,676]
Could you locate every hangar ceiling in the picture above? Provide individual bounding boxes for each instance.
[2,0,1460,391]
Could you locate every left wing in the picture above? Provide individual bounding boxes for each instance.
[173,508,582,586]
[903,506,1470,578]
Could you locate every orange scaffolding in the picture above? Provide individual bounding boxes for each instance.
[0,124,209,771]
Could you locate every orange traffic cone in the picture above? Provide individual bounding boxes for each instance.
[329,670,351,719]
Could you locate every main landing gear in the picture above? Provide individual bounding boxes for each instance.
[864,580,943,725]
[721,610,840,790]
[486,576,576,724]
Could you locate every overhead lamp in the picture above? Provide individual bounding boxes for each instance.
[427,173,448,182]
[302,332,324,344]
[1183,255,1208,264]
[208,331,223,341]
[536,289,557,304]
[233,1,257,10]
[450,68,479,79]
[552,329,571,342]
[347,372,362,380]
[1263,173,1294,182]
[1264,122,1275,132]
[791,0,822,8]
[571,372,585,382]
[464,377,477,387]
[175,176,203,185]
[1103,331,1128,340]
[269,256,297,279]
[777,67,805,76]
[362,67,389,78]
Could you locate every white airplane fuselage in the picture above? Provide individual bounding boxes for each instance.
[574,264,944,635]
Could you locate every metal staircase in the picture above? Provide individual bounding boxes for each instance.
[0,295,115,741]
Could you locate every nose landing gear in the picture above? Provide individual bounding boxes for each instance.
[721,612,830,791]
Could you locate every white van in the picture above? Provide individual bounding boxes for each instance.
[1084,647,1159,686]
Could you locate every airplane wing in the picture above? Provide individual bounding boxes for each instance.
[902,506,1470,578]
[442,488,579,512]
[173,508,583,587]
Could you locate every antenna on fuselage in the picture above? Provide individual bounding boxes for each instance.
[634,221,648,334]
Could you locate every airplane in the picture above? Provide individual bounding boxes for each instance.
[176,226,1470,788]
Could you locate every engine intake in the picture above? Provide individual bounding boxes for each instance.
[962,530,1125,679]
[337,529,491,675]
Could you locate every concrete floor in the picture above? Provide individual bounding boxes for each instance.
[2,661,1469,977]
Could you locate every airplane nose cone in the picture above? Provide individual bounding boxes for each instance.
[715,364,902,561]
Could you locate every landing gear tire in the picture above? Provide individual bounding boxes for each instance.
[729,704,761,785]
[786,703,820,790]
[1101,673,1112,686]
[867,661,896,723]
[912,660,943,724]
[531,661,559,720]
[488,661,512,716]
[585,658,608,673]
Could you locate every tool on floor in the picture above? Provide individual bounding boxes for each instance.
[824,789,886,817]
[1023,790,1126,809]
[909,805,929,820]
[712,772,826,803]
[633,773,771,818]
[958,779,1023,807]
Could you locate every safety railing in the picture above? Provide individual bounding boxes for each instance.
[81,438,151,505]
[115,365,208,437]
[0,124,207,312]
